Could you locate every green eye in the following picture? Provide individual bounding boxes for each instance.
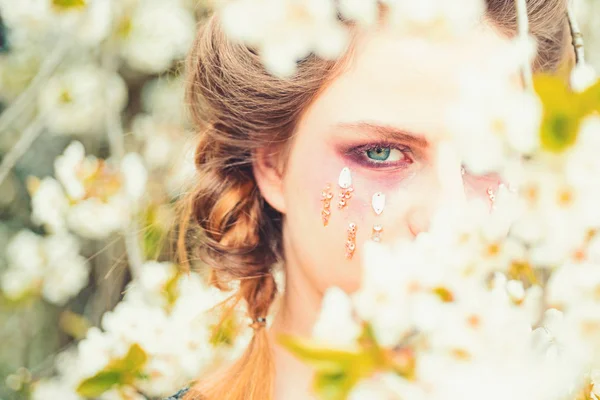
[366,147,391,161]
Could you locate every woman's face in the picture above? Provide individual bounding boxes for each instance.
[257,22,510,298]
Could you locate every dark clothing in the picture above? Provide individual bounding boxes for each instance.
[164,387,190,400]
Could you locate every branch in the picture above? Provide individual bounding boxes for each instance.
[102,54,144,281]
[567,3,586,66]
[514,0,533,90]
[0,38,70,134]
[0,114,46,187]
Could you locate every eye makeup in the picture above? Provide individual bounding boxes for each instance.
[344,141,415,169]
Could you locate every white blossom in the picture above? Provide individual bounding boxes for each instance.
[118,0,195,74]
[382,0,486,36]
[66,197,129,240]
[571,64,598,92]
[38,142,149,239]
[338,0,379,25]
[0,39,44,102]
[121,153,148,202]
[31,379,82,400]
[141,77,188,125]
[0,0,112,46]
[447,70,542,175]
[40,262,247,398]
[39,66,127,136]
[0,231,89,305]
[220,0,349,77]
[54,141,87,200]
[592,369,600,399]
[312,287,361,347]
[30,177,69,234]
[99,386,147,400]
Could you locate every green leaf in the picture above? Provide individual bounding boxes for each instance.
[142,206,168,260]
[534,75,581,153]
[76,344,148,398]
[540,109,581,153]
[278,335,363,368]
[163,272,181,312]
[76,371,123,398]
[52,0,86,10]
[108,343,148,373]
[533,74,600,154]
[209,314,239,347]
[278,333,381,400]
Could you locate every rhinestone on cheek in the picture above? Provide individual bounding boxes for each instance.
[320,184,333,226]
[345,222,357,259]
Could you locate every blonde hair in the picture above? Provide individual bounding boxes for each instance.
[180,2,571,399]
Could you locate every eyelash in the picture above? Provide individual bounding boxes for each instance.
[346,142,414,169]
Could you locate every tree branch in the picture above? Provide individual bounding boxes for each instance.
[514,0,533,90]
[0,39,70,134]
[0,114,46,187]
[102,54,144,281]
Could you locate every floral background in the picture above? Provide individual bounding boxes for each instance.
[0,1,256,399]
[0,1,599,399]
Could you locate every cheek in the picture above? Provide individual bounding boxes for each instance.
[282,148,368,292]
[282,158,417,293]
[464,173,502,201]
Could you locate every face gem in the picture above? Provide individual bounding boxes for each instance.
[372,192,385,215]
[338,167,352,189]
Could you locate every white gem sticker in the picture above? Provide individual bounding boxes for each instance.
[372,192,385,215]
[338,167,352,189]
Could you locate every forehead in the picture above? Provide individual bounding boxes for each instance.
[299,22,513,137]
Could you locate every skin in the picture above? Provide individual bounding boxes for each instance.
[253,20,509,400]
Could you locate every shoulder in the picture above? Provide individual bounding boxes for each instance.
[164,387,190,400]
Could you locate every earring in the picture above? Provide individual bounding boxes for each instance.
[345,222,357,259]
[320,184,333,226]
[338,167,354,210]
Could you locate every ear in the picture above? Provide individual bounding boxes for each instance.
[253,147,286,214]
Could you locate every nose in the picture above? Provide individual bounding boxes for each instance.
[407,141,466,237]
[435,141,467,208]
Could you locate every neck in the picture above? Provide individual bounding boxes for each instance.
[268,228,324,400]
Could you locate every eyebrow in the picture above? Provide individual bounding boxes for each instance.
[331,122,429,147]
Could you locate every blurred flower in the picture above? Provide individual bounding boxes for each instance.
[382,0,486,36]
[29,177,70,234]
[121,153,148,201]
[100,387,147,400]
[32,379,82,400]
[0,230,89,305]
[117,0,195,74]
[220,0,349,77]
[592,370,600,399]
[0,41,44,102]
[571,64,598,92]
[165,142,197,199]
[132,114,186,170]
[0,0,112,46]
[338,0,379,26]
[565,116,600,190]
[141,77,188,125]
[448,70,542,175]
[29,141,148,239]
[38,65,127,136]
[132,114,195,198]
[312,287,361,347]
[40,262,250,398]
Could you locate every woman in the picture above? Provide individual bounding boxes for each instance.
[174,1,572,399]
